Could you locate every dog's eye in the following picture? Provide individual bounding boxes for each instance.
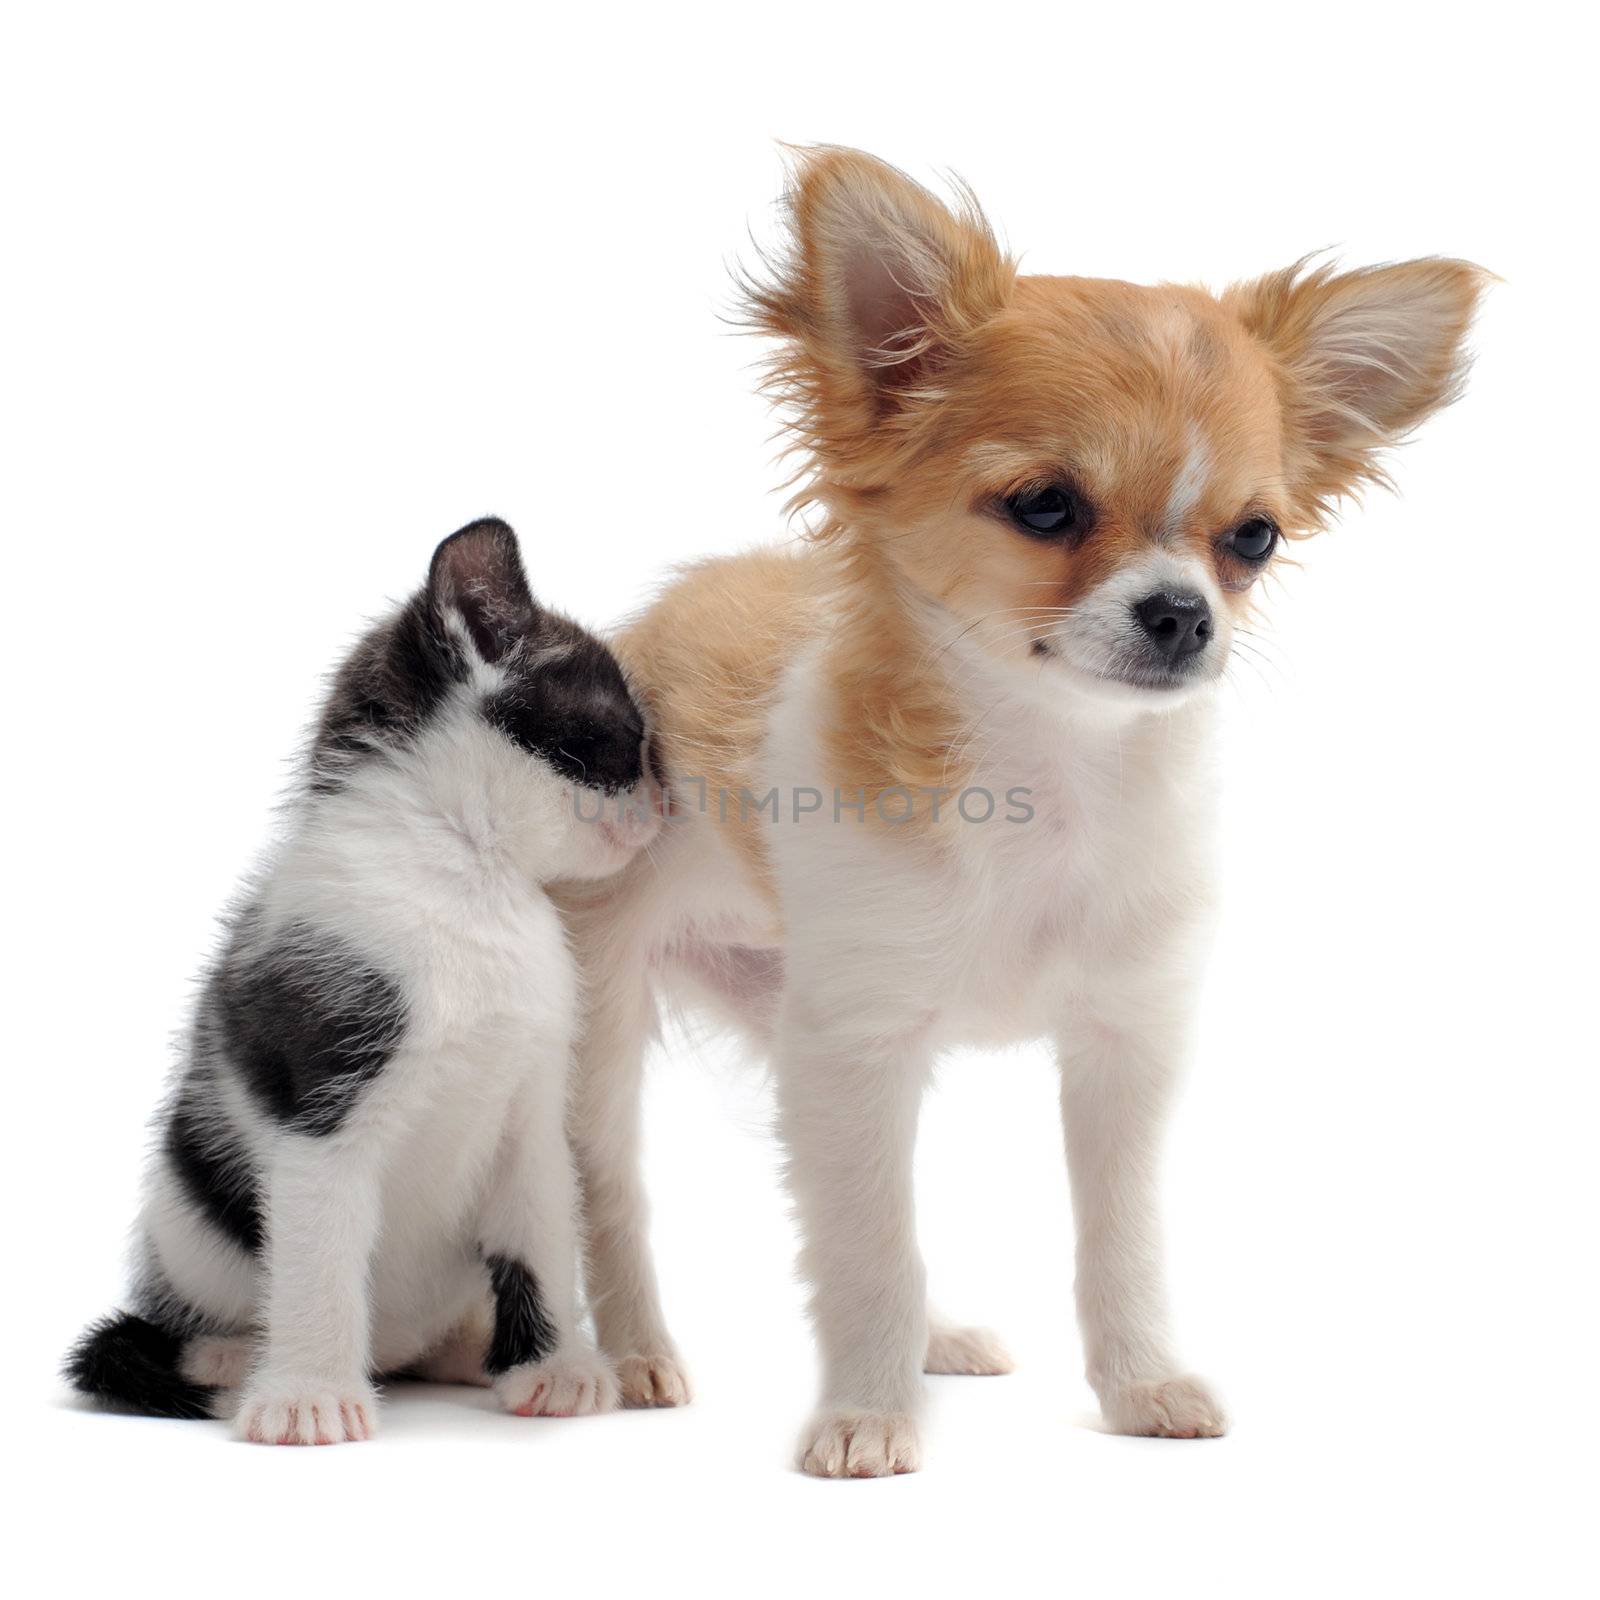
[1223,518,1278,561]
[1005,486,1085,539]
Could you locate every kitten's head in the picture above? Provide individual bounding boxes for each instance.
[315,518,662,880]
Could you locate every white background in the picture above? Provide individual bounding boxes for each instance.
[4,4,1594,1596]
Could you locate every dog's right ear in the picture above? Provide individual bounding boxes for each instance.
[740,146,1015,470]
[426,518,537,666]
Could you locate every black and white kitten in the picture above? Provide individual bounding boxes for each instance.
[67,518,661,1443]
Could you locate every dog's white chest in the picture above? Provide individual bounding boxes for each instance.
[758,647,1220,1049]
[929,700,1219,1044]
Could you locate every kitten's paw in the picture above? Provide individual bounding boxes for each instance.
[615,1351,692,1408]
[181,1333,255,1391]
[235,1379,378,1445]
[409,1315,493,1387]
[1101,1374,1227,1439]
[925,1323,1015,1376]
[798,1409,922,1478]
[495,1350,618,1418]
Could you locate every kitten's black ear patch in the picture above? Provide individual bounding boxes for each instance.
[427,518,537,665]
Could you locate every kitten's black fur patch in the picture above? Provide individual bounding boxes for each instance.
[307,517,527,792]
[483,1253,558,1374]
[485,623,646,794]
[63,1311,218,1420]
[309,588,464,794]
[214,921,407,1136]
[310,517,647,796]
[164,1079,264,1252]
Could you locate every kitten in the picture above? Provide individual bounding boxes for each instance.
[66,517,661,1443]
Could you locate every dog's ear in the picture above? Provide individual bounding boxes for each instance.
[740,145,1015,469]
[1226,257,1491,521]
[426,517,537,666]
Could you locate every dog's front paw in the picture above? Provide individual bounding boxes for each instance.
[925,1322,1015,1376]
[235,1377,377,1445]
[614,1351,692,1408]
[798,1408,922,1478]
[1100,1374,1227,1438]
[494,1349,618,1417]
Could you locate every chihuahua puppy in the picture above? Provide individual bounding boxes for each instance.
[563,148,1487,1475]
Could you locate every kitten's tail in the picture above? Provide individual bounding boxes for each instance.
[64,1311,218,1420]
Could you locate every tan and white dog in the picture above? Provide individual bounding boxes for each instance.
[563,147,1487,1476]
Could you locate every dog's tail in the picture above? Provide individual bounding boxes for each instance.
[64,1310,218,1420]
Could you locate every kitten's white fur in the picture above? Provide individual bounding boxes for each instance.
[132,613,654,1443]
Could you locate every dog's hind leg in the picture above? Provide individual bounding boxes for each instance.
[568,900,691,1410]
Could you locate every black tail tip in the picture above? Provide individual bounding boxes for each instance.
[64,1312,219,1421]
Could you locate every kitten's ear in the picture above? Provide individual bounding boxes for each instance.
[1225,256,1492,519]
[740,146,1015,464]
[426,518,537,665]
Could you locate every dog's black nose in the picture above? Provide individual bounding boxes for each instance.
[1132,591,1213,663]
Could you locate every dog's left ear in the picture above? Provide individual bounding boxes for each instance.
[1226,257,1492,521]
[741,146,1016,472]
